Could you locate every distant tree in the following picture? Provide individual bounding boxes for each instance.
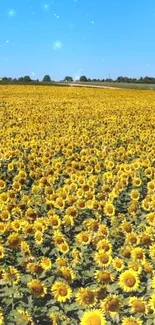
[42,75,51,82]
[116,76,125,82]
[2,77,8,81]
[92,78,97,82]
[106,78,113,82]
[64,76,73,82]
[23,76,32,82]
[101,79,105,82]
[87,78,91,82]
[80,75,87,82]
[18,77,24,82]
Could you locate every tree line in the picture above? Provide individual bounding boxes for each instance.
[1,75,155,84]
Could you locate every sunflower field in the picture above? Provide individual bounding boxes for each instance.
[0,85,155,325]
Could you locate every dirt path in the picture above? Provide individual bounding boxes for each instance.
[68,83,120,89]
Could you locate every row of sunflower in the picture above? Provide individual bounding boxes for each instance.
[0,85,155,324]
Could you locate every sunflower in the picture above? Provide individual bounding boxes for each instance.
[121,316,143,325]
[148,294,155,312]
[58,266,75,282]
[0,180,5,189]
[128,261,142,275]
[0,245,4,259]
[147,180,155,192]
[131,247,145,262]
[0,192,8,202]
[26,263,43,276]
[132,177,142,187]
[51,281,72,302]
[49,312,58,325]
[112,258,125,272]
[0,223,6,234]
[80,309,106,325]
[34,231,43,245]
[28,279,47,297]
[101,295,121,315]
[96,239,112,253]
[149,244,155,260]
[0,309,4,325]
[151,276,155,289]
[143,262,153,274]
[16,309,34,324]
[34,220,45,233]
[126,233,139,245]
[121,221,132,233]
[130,189,140,201]
[7,233,21,249]
[76,288,97,307]
[66,206,78,217]
[56,257,68,267]
[95,270,114,284]
[76,199,86,210]
[20,241,31,256]
[119,270,139,292]
[3,266,20,285]
[104,201,115,217]
[94,250,112,267]
[142,231,152,246]
[1,209,10,221]
[121,246,132,259]
[76,232,91,245]
[52,231,65,245]
[49,214,61,229]
[98,224,109,237]
[11,219,21,232]
[58,241,69,254]
[129,297,147,314]
[40,257,52,271]
[62,214,74,227]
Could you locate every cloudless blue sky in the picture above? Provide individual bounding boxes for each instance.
[0,0,155,80]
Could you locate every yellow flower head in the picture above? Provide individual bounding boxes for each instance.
[119,270,140,292]
[28,279,47,297]
[80,309,106,325]
[76,288,97,307]
[51,281,72,302]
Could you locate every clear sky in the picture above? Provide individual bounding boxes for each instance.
[0,0,155,80]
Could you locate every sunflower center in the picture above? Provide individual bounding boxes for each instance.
[125,275,136,287]
[52,220,58,226]
[106,298,120,312]
[62,271,71,281]
[9,238,21,247]
[32,283,43,294]
[83,235,89,242]
[101,244,109,251]
[59,288,67,296]
[86,315,101,325]
[136,252,143,259]
[116,261,122,268]
[133,301,145,313]
[83,292,95,304]
[100,254,109,264]
[99,272,111,283]
[107,206,113,214]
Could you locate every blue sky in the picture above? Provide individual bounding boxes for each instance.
[0,0,155,80]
